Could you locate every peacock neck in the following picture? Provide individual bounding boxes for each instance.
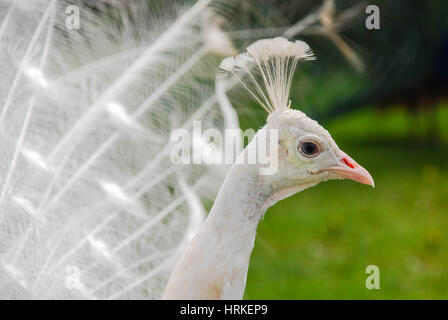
[163,144,274,299]
[207,162,270,235]
[184,160,271,299]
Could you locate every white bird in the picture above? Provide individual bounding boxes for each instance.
[163,37,373,299]
[0,0,366,299]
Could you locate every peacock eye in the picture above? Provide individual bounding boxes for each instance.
[298,141,320,157]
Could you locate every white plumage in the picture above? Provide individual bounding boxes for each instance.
[220,37,315,113]
[0,0,236,299]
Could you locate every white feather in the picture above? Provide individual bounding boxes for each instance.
[219,37,315,113]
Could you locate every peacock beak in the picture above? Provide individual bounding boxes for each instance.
[325,151,375,187]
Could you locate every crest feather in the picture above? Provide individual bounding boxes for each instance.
[219,37,314,113]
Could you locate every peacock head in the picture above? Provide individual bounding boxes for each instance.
[262,108,373,194]
[220,37,373,196]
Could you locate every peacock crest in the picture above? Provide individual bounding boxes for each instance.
[219,37,315,113]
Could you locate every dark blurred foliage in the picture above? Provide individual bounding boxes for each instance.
[314,1,448,125]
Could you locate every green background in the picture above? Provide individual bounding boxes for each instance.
[228,0,448,299]
[243,107,448,299]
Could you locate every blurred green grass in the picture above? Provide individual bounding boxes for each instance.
[242,105,448,299]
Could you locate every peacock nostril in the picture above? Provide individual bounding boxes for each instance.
[342,157,355,169]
